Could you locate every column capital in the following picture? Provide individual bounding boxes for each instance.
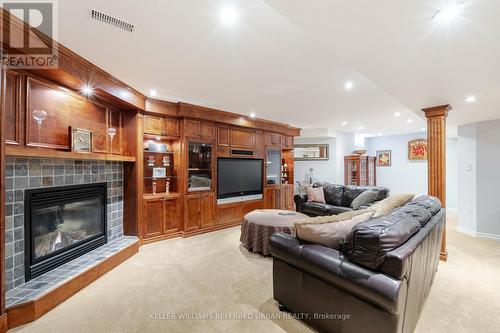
[422,104,451,118]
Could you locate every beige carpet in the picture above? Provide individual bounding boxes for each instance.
[13,212,500,333]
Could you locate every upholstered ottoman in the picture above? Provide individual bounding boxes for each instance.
[240,209,308,256]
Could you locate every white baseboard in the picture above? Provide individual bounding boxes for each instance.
[456,226,500,241]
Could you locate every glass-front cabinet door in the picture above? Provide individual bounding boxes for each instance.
[188,141,212,192]
[266,148,281,185]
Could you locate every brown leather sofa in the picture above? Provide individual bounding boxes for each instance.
[270,196,444,333]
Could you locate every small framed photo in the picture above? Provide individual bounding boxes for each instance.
[376,150,391,167]
[70,127,93,153]
[152,167,166,178]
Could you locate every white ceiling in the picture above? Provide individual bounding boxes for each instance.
[53,0,500,137]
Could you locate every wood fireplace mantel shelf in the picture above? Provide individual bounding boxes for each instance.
[5,146,136,162]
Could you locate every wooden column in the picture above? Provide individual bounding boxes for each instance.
[422,104,451,261]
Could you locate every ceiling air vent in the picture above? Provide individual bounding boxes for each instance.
[90,9,134,32]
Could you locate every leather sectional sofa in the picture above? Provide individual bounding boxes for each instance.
[271,195,444,333]
[294,182,389,216]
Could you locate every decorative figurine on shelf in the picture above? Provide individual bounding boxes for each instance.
[152,178,157,194]
[165,179,170,193]
[147,155,154,166]
[108,127,117,152]
[163,156,170,167]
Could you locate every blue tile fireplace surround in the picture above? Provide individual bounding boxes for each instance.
[4,156,126,292]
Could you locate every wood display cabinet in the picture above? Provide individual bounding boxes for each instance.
[344,155,376,186]
[264,146,295,210]
[143,194,181,241]
[184,192,215,233]
[143,115,180,137]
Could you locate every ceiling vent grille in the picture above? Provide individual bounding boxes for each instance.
[91,9,134,32]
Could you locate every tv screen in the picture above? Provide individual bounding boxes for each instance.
[217,158,263,199]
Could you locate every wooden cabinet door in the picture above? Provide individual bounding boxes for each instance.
[279,187,287,209]
[5,70,21,145]
[163,117,180,136]
[200,193,215,228]
[143,115,163,135]
[200,121,215,140]
[218,125,230,147]
[109,108,122,155]
[143,198,164,239]
[285,136,294,149]
[184,195,200,232]
[164,198,180,233]
[184,119,201,138]
[230,127,255,149]
[284,185,294,210]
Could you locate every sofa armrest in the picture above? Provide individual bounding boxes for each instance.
[293,194,307,213]
[270,233,405,314]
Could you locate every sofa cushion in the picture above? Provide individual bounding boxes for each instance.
[301,202,331,216]
[295,211,375,249]
[327,205,353,215]
[373,187,390,201]
[343,213,421,270]
[351,190,379,210]
[342,186,368,207]
[371,193,415,218]
[306,186,325,204]
[314,182,344,206]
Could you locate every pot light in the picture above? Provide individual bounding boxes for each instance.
[406,119,413,123]
[394,112,401,117]
[465,95,476,103]
[342,121,347,126]
[219,6,240,26]
[80,83,94,97]
[433,2,466,23]
[344,81,354,91]
[249,112,256,119]
[149,90,157,97]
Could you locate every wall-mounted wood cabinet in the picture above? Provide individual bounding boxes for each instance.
[143,115,179,137]
[184,119,215,140]
[184,192,215,233]
[142,195,181,241]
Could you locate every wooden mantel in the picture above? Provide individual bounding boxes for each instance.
[422,104,451,261]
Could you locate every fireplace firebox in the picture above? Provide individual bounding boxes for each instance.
[25,183,107,280]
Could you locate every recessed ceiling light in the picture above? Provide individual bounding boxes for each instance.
[433,1,466,23]
[342,121,347,126]
[149,90,157,97]
[394,112,401,117]
[358,126,364,130]
[219,6,240,26]
[465,95,477,103]
[80,83,94,97]
[344,81,354,91]
[249,112,256,119]
[406,119,413,123]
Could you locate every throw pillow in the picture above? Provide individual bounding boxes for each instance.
[295,211,375,249]
[306,186,325,204]
[350,190,379,210]
[371,193,415,218]
[296,181,313,196]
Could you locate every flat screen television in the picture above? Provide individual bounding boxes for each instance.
[217,158,263,204]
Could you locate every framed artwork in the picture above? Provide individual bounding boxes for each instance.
[376,150,391,167]
[152,167,166,178]
[408,139,428,160]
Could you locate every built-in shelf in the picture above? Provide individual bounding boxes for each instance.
[144,176,178,179]
[6,146,136,162]
[143,192,180,200]
[188,168,210,171]
[143,150,174,154]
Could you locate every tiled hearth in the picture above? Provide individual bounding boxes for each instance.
[5,236,138,308]
[4,156,125,291]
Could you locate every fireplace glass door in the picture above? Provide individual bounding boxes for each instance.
[32,198,103,260]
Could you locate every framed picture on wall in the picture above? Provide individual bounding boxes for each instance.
[376,150,391,167]
[408,139,428,160]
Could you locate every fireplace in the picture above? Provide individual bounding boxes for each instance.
[24,183,107,281]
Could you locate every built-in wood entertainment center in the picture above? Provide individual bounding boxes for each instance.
[2,73,299,246]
